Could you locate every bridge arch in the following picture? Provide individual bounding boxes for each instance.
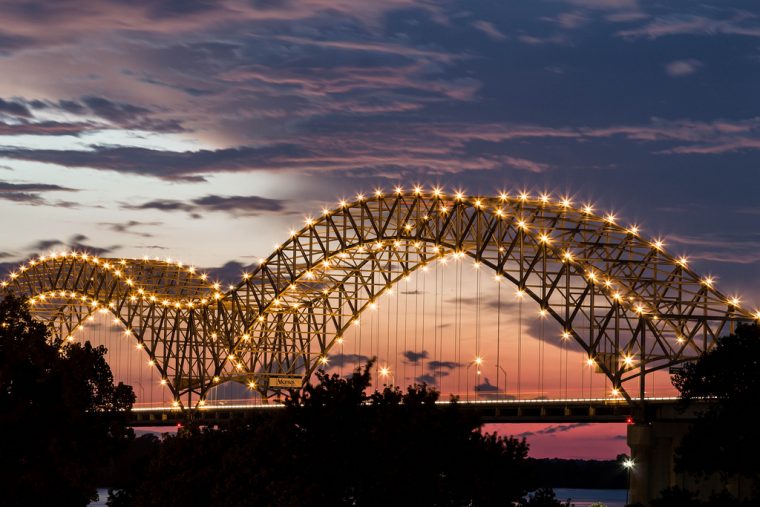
[227,189,754,402]
[3,188,756,407]
[1,254,228,404]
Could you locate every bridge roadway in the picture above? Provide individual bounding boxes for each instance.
[127,396,695,427]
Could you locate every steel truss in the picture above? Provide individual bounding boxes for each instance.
[2,189,756,407]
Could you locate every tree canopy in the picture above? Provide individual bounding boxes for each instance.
[112,363,545,507]
[672,323,760,484]
[647,323,760,505]
[0,294,135,506]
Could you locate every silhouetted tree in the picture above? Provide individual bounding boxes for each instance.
[117,361,533,506]
[673,325,760,484]
[0,294,135,506]
[647,324,760,505]
[650,486,753,507]
[519,487,571,506]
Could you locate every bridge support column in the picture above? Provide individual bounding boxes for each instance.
[627,421,689,505]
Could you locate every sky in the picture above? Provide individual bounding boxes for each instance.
[1,0,759,459]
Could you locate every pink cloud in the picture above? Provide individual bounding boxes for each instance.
[487,422,629,460]
[617,13,760,39]
[471,21,507,41]
[664,59,702,77]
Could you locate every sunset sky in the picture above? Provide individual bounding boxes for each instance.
[1,0,759,459]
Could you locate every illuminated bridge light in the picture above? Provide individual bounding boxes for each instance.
[3,188,752,406]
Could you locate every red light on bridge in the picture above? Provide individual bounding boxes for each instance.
[626,416,633,425]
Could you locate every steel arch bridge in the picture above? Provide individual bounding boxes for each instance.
[2,188,757,409]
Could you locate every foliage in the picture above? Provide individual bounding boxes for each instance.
[527,457,627,489]
[651,324,760,504]
[0,294,135,506]
[650,487,755,507]
[672,325,760,482]
[519,487,572,506]
[113,361,534,506]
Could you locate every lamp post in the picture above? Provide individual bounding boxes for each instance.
[622,457,635,504]
[379,366,395,387]
[466,357,483,401]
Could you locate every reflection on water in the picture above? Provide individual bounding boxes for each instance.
[554,488,627,507]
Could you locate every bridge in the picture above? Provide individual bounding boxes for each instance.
[129,397,697,427]
[2,187,758,503]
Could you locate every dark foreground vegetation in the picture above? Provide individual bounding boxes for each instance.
[106,366,576,506]
[0,295,135,506]
[6,290,758,506]
[1,295,573,507]
[642,323,760,507]
[528,458,628,490]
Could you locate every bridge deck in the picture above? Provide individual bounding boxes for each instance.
[128,397,691,426]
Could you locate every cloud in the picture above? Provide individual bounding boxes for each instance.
[98,220,162,237]
[206,260,254,284]
[328,353,371,365]
[474,377,499,391]
[28,234,119,257]
[0,145,308,182]
[427,360,460,370]
[471,21,506,41]
[414,374,438,384]
[0,98,32,118]
[664,59,702,77]
[562,0,638,10]
[517,34,567,45]
[0,120,97,136]
[516,422,590,438]
[192,195,286,214]
[80,95,147,122]
[617,13,760,40]
[542,11,590,30]
[402,350,429,364]
[124,194,288,217]
[666,233,760,265]
[0,181,78,205]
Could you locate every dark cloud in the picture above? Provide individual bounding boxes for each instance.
[0,98,32,118]
[414,374,437,384]
[192,195,286,214]
[124,194,288,216]
[206,260,254,284]
[0,181,78,206]
[28,234,119,256]
[327,353,371,365]
[0,251,14,259]
[516,423,591,439]
[428,360,460,370]
[0,145,307,181]
[0,261,16,277]
[0,120,96,136]
[474,377,499,392]
[81,95,150,123]
[402,350,429,364]
[98,220,162,237]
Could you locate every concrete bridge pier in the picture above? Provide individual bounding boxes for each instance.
[627,420,750,505]
[627,421,689,504]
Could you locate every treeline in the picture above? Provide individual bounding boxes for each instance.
[0,294,576,506]
[103,367,557,507]
[528,458,628,490]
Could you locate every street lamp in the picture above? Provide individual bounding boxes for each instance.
[466,357,483,401]
[379,366,395,387]
[622,457,635,504]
